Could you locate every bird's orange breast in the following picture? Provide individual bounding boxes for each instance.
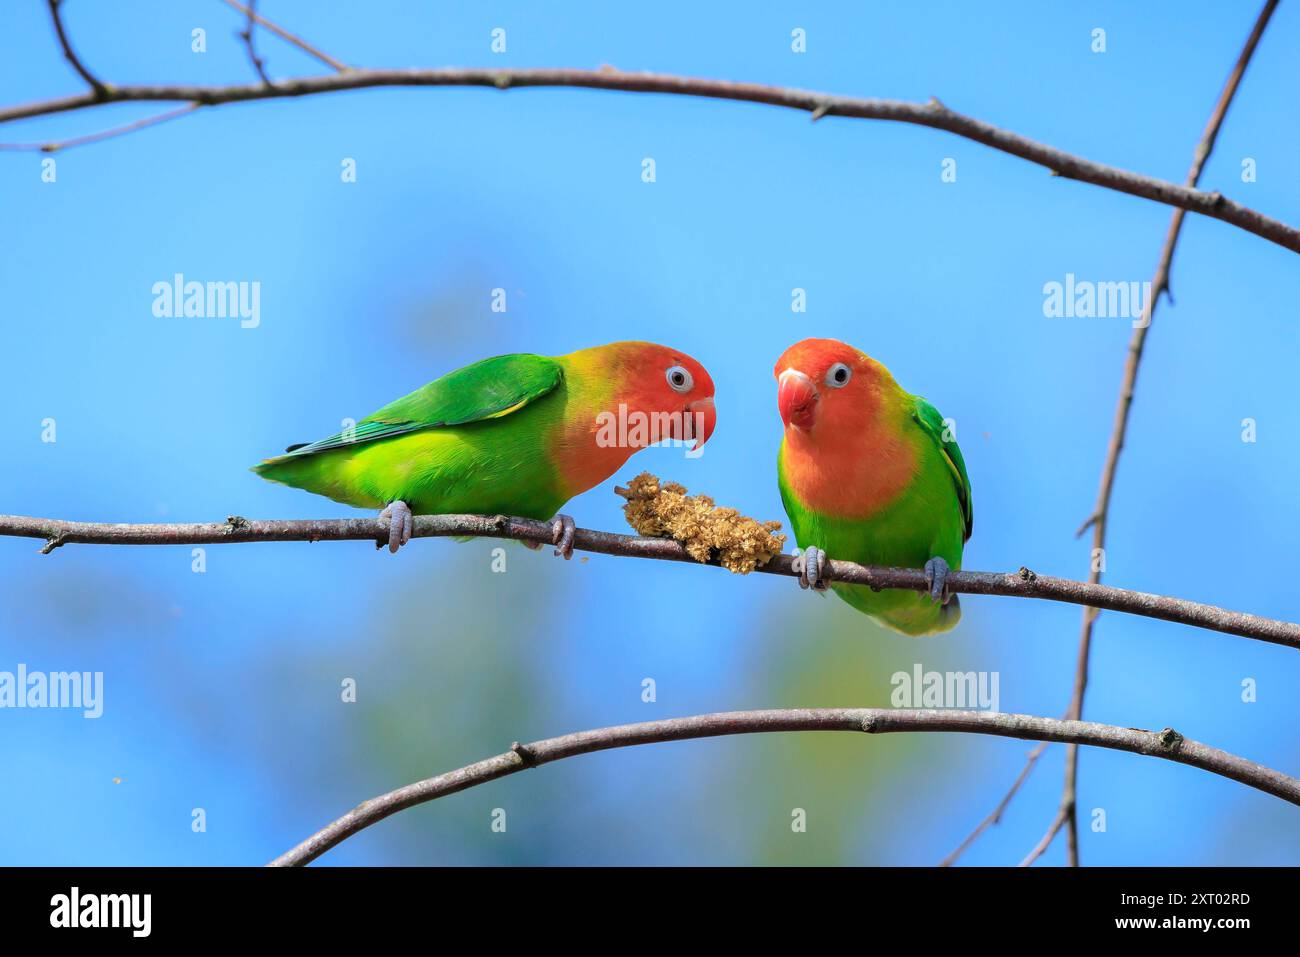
[780,417,919,519]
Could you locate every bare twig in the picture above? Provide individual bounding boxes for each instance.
[0,67,1296,253]
[1019,804,1069,867]
[219,0,349,73]
[1049,0,1281,869]
[234,0,272,86]
[1,511,1297,648]
[46,0,108,97]
[267,709,1300,866]
[0,104,199,153]
[939,741,1049,866]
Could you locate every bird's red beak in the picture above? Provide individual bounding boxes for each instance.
[778,369,818,429]
[685,396,716,451]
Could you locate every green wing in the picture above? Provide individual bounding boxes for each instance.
[277,353,562,457]
[911,396,973,542]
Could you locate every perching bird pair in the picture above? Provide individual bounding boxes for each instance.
[253,339,972,636]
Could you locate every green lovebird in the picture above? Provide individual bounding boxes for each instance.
[253,341,717,554]
[774,338,972,636]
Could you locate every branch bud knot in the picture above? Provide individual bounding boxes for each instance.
[510,741,538,767]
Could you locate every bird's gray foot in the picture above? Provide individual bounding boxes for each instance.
[924,556,952,604]
[551,513,576,560]
[377,500,414,554]
[793,545,830,591]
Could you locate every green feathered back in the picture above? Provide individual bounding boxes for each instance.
[252,353,572,519]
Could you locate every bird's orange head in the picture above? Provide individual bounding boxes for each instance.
[575,341,717,450]
[774,337,892,435]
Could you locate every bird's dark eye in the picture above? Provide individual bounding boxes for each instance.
[825,363,852,388]
[666,365,693,393]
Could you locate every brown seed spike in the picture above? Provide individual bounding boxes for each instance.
[615,472,787,574]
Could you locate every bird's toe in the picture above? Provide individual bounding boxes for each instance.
[795,546,830,591]
[378,500,413,554]
[924,556,951,604]
[551,513,577,560]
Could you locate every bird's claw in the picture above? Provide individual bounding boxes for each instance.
[793,545,830,591]
[924,556,952,605]
[377,500,414,554]
[551,513,576,560]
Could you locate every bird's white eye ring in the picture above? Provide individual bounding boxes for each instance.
[825,363,852,388]
[666,365,693,393]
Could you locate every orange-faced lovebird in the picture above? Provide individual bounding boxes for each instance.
[775,338,972,635]
[254,342,716,554]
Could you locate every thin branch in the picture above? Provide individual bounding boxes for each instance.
[234,0,272,87]
[0,69,1296,253]
[939,741,1048,866]
[219,0,349,73]
[1054,0,1280,869]
[2,511,1297,648]
[0,104,199,153]
[1019,804,1069,867]
[267,708,1300,866]
[46,0,108,97]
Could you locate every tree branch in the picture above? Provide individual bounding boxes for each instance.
[1052,0,1281,868]
[0,104,199,153]
[938,740,1049,866]
[2,511,1297,648]
[1019,803,1069,867]
[266,708,1300,866]
[942,0,1283,869]
[219,0,349,73]
[232,0,272,87]
[1,65,1297,253]
[45,0,108,98]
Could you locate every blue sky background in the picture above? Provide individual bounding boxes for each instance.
[1,0,1297,865]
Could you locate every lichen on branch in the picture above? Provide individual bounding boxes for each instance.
[616,472,786,574]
